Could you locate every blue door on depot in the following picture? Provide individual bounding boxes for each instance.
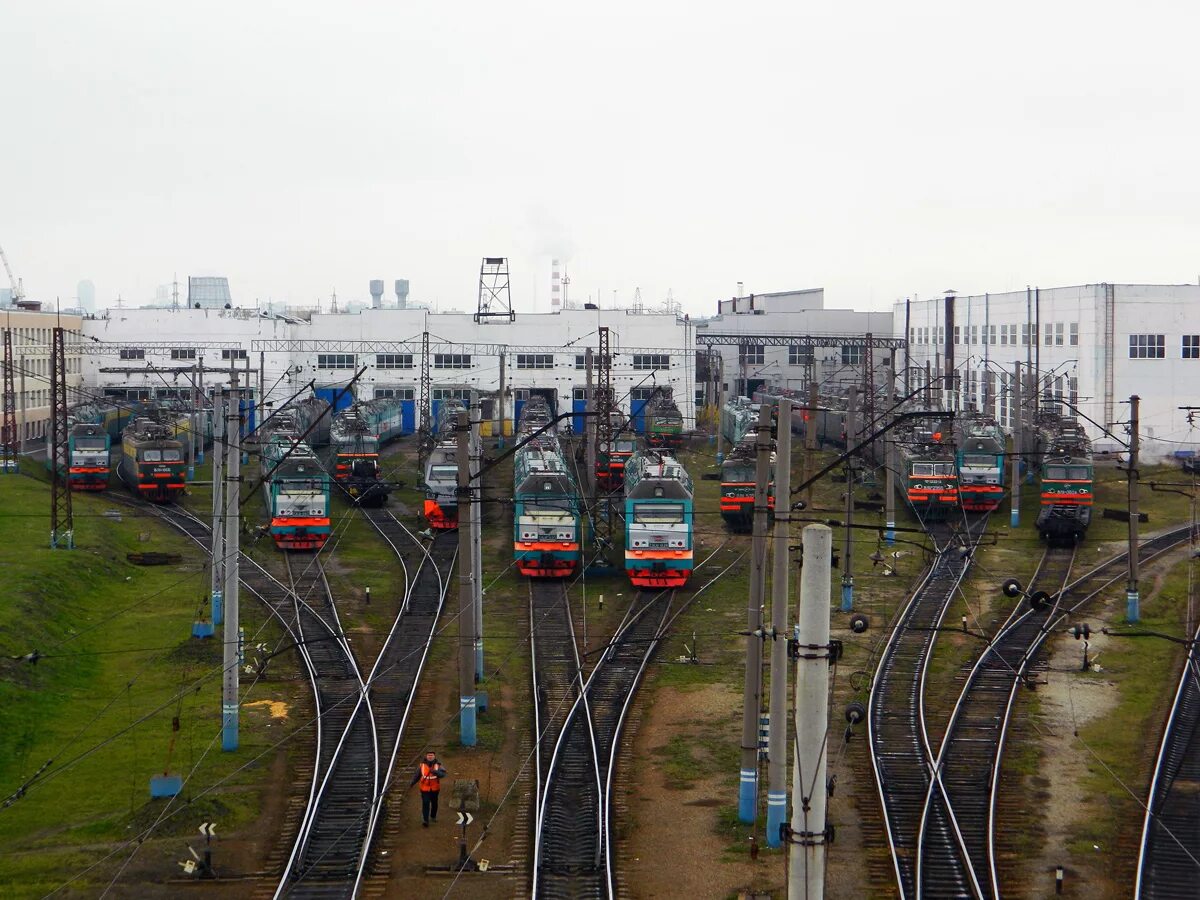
[630,389,654,434]
[572,390,587,435]
[401,399,416,435]
[316,386,355,415]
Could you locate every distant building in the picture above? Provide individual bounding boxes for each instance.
[77,280,96,313]
[0,288,11,308]
[0,308,85,449]
[897,283,1200,452]
[188,276,233,309]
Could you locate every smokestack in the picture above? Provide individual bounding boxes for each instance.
[369,279,384,309]
[395,279,409,309]
[551,259,562,310]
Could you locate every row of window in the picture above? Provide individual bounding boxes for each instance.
[909,322,1080,348]
[310,352,672,371]
[739,345,863,366]
[1128,334,1200,359]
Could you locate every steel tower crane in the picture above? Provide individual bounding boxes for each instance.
[0,243,24,303]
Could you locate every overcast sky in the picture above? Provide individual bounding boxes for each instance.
[3,0,1198,315]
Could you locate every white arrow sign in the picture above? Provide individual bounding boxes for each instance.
[199,822,217,838]
[455,812,474,826]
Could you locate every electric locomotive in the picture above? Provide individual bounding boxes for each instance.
[423,399,475,529]
[328,399,404,506]
[954,413,1006,512]
[624,450,694,588]
[898,421,958,520]
[596,410,639,491]
[645,390,684,449]
[65,422,112,490]
[1033,412,1093,544]
[118,417,187,503]
[513,398,581,576]
[259,430,331,550]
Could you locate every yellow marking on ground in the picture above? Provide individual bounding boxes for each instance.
[244,700,290,719]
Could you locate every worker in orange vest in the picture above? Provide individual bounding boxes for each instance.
[410,750,448,826]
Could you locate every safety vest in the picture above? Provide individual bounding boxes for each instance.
[419,762,441,792]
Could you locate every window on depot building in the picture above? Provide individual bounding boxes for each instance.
[1129,334,1165,359]
[1183,335,1200,359]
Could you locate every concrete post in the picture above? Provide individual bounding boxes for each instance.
[1127,394,1141,623]
[1011,362,1022,528]
[210,390,225,627]
[738,402,773,822]
[196,358,205,463]
[471,403,484,680]
[841,386,857,612]
[790,524,832,899]
[766,398,793,847]
[221,374,240,752]
[457,409,476,745]
[884,365,896,545]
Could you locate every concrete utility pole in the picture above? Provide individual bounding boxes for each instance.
[1011,362,1022,528]
[471,402,484,680]
[221,374,241,752]
[497,350,507,446]
[806,373,818,510]
[717,355,728,463]
[196,357,205,464]
[188,370,197,481]
[210,390,225,627]
[457,409,477,745]
[1127,395,1141,623]
[585,347,596,496]
[790,523,832,899]
[18,354,26,453]
[841,386,857,612]
[766,398,793,847]
[738,401,773,823]
[884,365,896,545]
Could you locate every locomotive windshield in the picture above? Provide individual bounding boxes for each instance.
[1045,465,1091,480]
[912,463,954,476]
[75,437,107,449]
[633,503,685,524]
[963,454,996,467]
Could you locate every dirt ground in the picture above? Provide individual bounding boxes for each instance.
[624,683,784,899]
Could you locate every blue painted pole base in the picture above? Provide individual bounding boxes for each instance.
[1126,590,1140,624]
[476,691,489,714]
[766,790,787,847]
[1010,508,1020,529]
[150,774,182,798]
[885,521,896,546]
[187,464,195,482]
[841,579,854,613]
[197,449,205,464]
[191,620,214,639]
[738,768,757,823]
[221,703,238,752]
[460,696,477,746]
[212,590,223,627]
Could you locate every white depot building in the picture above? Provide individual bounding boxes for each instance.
[81,305,698,429]
[896,283,1200,452]
[697,288,896,397]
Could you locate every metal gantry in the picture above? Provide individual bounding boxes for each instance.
[475,257,515,324]
[49,327,73,549]
[1,326,16,471]
[589,326,616,570]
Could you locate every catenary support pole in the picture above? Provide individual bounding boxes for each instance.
[806,372,818,510]
[790,523,832,899]
[738,401,773,823]
[18,354,26,453]
[457,409,477,745]
[585,348,596,496]
[884,365,896,545]
[210,390,225,626]
[841,386,857,611]
[717,354,728,464]
[766,398,793,847]
[1011,362,1022,528]
[1127,394,1141,622]
[497,349,506,446]
[221,374,241,752]
[196,357,205,463]
[471,402,483,680]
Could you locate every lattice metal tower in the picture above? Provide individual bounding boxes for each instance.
[474,257,515,323]
[1,327,16,472]
[49,327,73,549]
[860,332,878,447]
[419,330,432,453]
[588,326,616,569]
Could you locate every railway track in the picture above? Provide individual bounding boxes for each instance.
[868,519,988,900]
[1136,570,1200,897]
[533,587,675,900]
[918,544,1077,898]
